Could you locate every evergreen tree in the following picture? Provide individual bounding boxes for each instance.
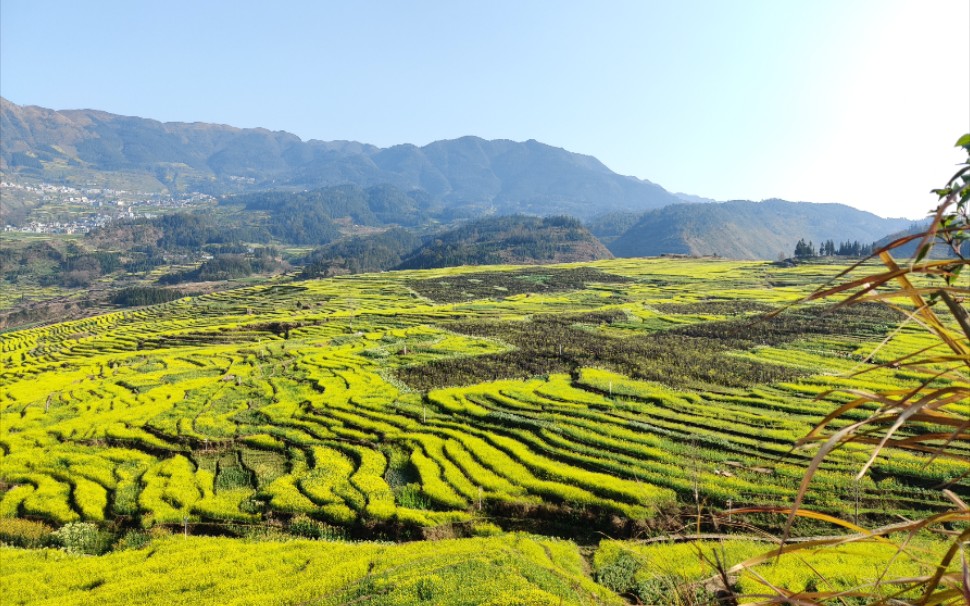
[794,239,814,258]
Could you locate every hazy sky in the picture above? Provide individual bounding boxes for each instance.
[2,1,968,218]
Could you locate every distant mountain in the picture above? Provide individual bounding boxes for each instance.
[674,192,717,204]
[3,98,918,262]
[872,219,968,258]
[608,200,912,260]
[396,215,612,269]
[0,98,680,219]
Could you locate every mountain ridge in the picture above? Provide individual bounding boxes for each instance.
[607,199,912,260]
[2,98,915,261]
[0,97,680,219]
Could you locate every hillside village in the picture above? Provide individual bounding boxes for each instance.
[1,179,214,234]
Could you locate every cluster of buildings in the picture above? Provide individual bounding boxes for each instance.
[1,180,215,234]
[3,215,114,235]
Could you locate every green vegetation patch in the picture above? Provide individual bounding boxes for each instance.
[671,302,904,348]
[652,300,775,315]
[397,302,903,391]
[398,311,799,391]
[407,267,632,303]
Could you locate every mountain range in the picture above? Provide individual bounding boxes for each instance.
[0,97,678,220]
[1,98,913,260]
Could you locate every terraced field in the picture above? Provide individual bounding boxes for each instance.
[2,533,621,606]
[1,259,962,535]
[0,258,965,603]
[0,532,951,606]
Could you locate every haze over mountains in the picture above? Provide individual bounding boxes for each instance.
[1,98,912,260]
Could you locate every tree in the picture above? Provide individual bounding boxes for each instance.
[793,238,814,258]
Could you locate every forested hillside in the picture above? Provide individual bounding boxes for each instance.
[396,215,612,269]
[608,200,912,260]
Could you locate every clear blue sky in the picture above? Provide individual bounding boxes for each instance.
[2,1,967,218]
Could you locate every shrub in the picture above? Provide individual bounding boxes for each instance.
[52,522,113,555]
[636,577,721,606]
[596,549,639,595]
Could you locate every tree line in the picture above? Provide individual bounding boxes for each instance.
[793,238,873,258]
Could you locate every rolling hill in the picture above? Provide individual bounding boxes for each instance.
[872,219,969,258]
[396,215,612,269]
[607,199,912,259]
[298,215,611,277]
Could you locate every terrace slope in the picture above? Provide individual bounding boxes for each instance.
[1,258,961,548]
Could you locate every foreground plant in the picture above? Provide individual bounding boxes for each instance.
[732,135,970,605]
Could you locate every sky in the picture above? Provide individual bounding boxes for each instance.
[1,1,968,219]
